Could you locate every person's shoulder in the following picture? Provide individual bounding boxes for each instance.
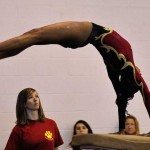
[12,124,22,130]
[11,124,24,135]
[44,118,57,125]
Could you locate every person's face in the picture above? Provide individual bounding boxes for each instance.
[125,118,136,135]
[26,91,40,111]
[75,123,89,135]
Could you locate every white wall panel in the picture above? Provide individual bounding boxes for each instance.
[0,0,150,149]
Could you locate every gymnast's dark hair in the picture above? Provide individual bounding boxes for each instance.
[73,120,93,135]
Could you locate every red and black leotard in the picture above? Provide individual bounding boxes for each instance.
[88,23,150,130]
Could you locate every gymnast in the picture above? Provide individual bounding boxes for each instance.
[0,21,150,132]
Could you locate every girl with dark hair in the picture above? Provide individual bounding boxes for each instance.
[67,120,93,150]
[0,21,150,132]
[5,88,63,150]
[73,120,93,135]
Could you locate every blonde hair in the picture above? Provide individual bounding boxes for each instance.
[125,115,140,135]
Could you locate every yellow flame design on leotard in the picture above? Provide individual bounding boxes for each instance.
[95,27,145,102]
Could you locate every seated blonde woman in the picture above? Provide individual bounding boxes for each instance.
[123,115,140,135]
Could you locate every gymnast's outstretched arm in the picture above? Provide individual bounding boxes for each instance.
[0,21,92,59]
[106,65,128,130]
[136,69,150,116]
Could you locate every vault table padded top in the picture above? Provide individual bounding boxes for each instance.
[71,134,150,150]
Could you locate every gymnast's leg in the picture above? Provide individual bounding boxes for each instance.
[0,21,92,59]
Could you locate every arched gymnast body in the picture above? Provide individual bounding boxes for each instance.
[0,21,150,131]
